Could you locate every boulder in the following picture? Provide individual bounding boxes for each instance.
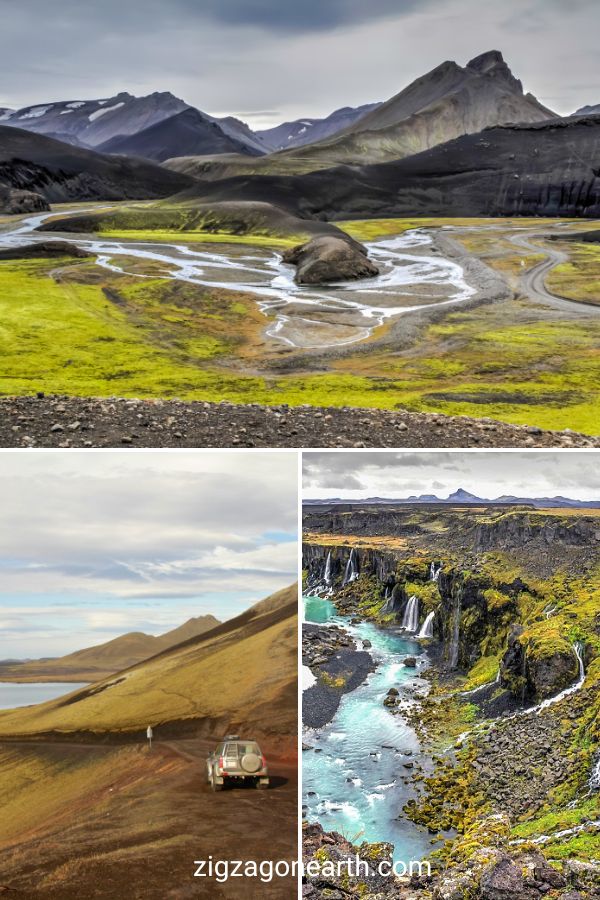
[282,235,379,284]
[526,643,580,700]
[404,656,417,667]
[480,854,539,899]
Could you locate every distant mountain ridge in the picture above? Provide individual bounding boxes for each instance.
[0,613,221,681]
[303,489,600,509]
[256,102,381,151]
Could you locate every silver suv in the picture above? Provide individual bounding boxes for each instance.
[207,735,269,791]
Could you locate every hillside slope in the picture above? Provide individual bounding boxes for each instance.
[0,615,221,682]
[191,115,600,219]
[0,585,297,738]
[0,125,195,208]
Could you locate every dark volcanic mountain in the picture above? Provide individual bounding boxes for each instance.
[191,115,600,218]
[98,107,263,162]
[257,102,381,151]
[272,50,555,166]
[0,125,195,209]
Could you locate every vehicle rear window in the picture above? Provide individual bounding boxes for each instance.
[225,742,260,756]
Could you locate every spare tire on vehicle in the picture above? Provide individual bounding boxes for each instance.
[241,752,261,773]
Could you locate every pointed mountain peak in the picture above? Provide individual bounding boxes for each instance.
[467,50,523,93]
[447,488,482,502]
[467,50,505,72]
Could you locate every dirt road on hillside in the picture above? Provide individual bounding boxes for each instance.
[0,737,298,900]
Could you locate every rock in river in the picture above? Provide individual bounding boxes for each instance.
[282,235,379,284]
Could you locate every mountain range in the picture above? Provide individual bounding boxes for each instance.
[0,613,221,681]
[2,50,600,219]
[303,489,600,508]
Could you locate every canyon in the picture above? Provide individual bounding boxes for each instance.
[302,502,600,898]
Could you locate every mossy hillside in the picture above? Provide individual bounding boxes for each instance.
[0,256,280,399]
[46,203,307,247]
[334,304,600,435]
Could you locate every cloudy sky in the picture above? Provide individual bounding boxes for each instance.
[303,451,600,500]
[0,451,297,659]
[0,0,597,126]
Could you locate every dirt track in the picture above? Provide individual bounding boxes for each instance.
[510,233,600,315]
[0,737,298,900]
[0,395,597,448]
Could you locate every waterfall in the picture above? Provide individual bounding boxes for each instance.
[418,611,435,639]
[324,552,332,586]
[506,642,586,720]
[342,548,359,586]
[430,562,441,582]
[401,595,419,632]
[535,641,585,713]
[449,595,461,668]
[590,756,600,792]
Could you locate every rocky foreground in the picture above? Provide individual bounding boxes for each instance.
[303,819,600,899]
[1,396,598,448]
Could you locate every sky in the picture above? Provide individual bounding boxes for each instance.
[0,0,597,127]
[303,451,600,500]
[0,451,298,659]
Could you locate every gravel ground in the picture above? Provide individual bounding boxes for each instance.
[303,646,376,730]
[0,395,597,448]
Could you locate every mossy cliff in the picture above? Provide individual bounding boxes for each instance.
[303,505,600,701]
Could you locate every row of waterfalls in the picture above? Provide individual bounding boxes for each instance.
[309,552,440,642]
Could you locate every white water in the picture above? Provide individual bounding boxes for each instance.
[590,756,600,792]
[511,819,600,847]
[430,562,441,582]
[303,595,433,863]
[324,552,332,586]
[342,548,359,586]
[0,211,476,350]
[418,611,435,639]
[401,595,419,633]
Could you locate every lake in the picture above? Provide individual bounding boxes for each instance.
[0,682,89,710]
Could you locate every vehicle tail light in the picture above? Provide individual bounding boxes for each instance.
[261,755,267,768]
[218,756,224,769]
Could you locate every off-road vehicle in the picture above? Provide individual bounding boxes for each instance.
[206,735,269,791]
